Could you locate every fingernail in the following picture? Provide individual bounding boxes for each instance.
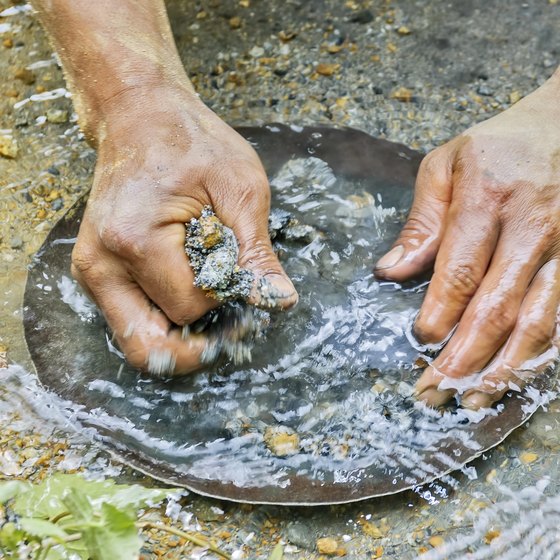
[416,387,455,408]
[461,392,494,410]
[251,274,298,309]
[375,245,405,270]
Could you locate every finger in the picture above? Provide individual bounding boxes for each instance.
[416,234,546,406]
[374,146,455,282]
[226,183,298,310]
[130,224,219,326]
[74,261,207,376]
[413,181,500,344]
[461,259,560,409]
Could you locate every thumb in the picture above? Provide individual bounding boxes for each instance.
[374,146,454,282]
[234,212,298,310]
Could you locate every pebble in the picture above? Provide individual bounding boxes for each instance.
[349,9,374,24]
[249,46,265,58]
[46,109,68,123]
[229,16,242,29]
[316,63,340,77]
[477,84,493,96]
[391,87,414,102]
[263,426,300,456]
[428,535,444,547]
[316,537,338,555]
[519,452,538,465]
[0,135,18,158]
[286,521,316,550]
[9,236,23,249]
[14,68,35,85]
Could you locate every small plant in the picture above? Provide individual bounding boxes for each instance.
[0,474,231,559]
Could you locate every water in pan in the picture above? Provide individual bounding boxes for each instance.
[29,151,553,500]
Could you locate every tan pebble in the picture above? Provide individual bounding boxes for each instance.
[397,26,411,35]
[387,42,397,53]
[519,452,538,464]
[484,529,500,544]
[36,208,47,220]
[391,87,414,102]
[6,88,18,98]
[317,537,338,555]
[35,85,46,93]
[239,0,250,6]
[360,520,385,539]
[14,68,35,85]
[278,30,297,42]
[3,38,13,48]
[0,135,18,159]
[316,63,340,76]
[229,16,242,29]
[327,44,344,54]
[372,546,384,559]
[371,54,381,62]
[509,91,521,104]
[428,536,444,548]
[263,426,300,456]
[46,190,60,201]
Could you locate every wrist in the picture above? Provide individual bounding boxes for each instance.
[81,77,201,147]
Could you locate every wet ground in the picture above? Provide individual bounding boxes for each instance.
[1,0,560,558]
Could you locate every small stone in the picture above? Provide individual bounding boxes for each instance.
[397,25,412,35]
[9,236,23,249]
[360,520,386,539]
[477,84,493,96]
[51,198,64,211]
[316,537,338,555]
[14,68,35,85]
[278,30,297,42]
[46,109,68,124]
[391,87,414,102]
[316,63,340,76]
[428,536,444,548]
[519,451,538,464]
[349,9,374,23]
[229,16,242,29]
[3,37,13,48]
[286,522,315,550]
[327,43,344,54]
[0,135,18,158]
[249,45,265,58]
[509,91,521,104]
[263,426,300,456]
[199,214,224,248]
[484,529,500,544]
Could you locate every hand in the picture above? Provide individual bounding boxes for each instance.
[374,69,560,409]
[71,86,297,375]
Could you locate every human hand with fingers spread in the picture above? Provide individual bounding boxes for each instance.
[375,67,560,410]
[32,0,297,376]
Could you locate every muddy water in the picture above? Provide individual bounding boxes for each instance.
[3,1,560,558]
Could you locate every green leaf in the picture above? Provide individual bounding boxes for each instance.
[0,480,30,503]
[12,473,178,519]
[0,521,26,552]
[82,503,140,560]
[19,517,69,540]
[268,543,284,560]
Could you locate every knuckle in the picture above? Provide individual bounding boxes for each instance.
[441,263,480,299]
[477,298,517,333]
[520,319,553,353]
[99,222,148,260]
[71,244,99,278]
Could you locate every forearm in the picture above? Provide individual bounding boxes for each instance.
[31,0,195,144]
